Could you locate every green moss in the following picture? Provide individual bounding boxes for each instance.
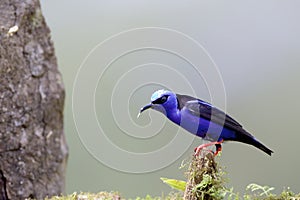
[130,193,183,200]
[46,191,123,200]
[44,185,300,200]
[160,151,300,200]
[44,152,300,200]
[30,8,44,29]
[46,192,183,200]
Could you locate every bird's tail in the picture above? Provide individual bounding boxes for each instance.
[235,131,273,156]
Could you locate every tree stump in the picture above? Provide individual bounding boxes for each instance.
[184,151,223,200]
[0,0,68,199]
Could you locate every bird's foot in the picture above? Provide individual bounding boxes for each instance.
[194,140,223,157]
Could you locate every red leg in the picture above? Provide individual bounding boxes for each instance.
[214,143,222,156]
[194,140,224,156]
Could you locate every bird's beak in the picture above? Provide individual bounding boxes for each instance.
[137,103,152,118]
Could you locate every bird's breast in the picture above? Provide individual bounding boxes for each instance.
[179,109,209,138]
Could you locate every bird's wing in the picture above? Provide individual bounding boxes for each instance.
[176,94,244,132]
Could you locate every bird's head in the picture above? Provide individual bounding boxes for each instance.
[138,89,178,117]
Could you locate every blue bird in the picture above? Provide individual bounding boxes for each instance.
[138,89,273,156]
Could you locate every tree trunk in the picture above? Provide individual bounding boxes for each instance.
[0,1,68,199]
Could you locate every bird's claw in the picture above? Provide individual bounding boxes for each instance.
[194,146,214,157]
[194,140,223,157]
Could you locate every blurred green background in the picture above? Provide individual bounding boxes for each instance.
[40,1,300,198]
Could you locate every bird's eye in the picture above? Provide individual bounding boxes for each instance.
[160,96,167,103]
[152,95,169,104]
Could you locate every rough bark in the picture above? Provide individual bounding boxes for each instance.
[0,1,68,199]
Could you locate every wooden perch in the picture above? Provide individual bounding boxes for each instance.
[184,151,222,200]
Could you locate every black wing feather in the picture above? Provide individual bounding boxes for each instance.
[176,93,246,133]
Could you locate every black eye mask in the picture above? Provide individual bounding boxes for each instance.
[152,95,169,104]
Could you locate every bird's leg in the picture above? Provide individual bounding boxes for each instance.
[194,140,224,156]
[214,142,222,156]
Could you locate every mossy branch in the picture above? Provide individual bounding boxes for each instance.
[184,151,225,200]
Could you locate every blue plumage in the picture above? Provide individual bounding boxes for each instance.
[139,89,273,156]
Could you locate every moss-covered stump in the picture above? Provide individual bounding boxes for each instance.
[184,151,224,200]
